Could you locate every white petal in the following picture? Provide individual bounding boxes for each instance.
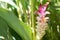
[45,11,50,14]
[45,17,49,19]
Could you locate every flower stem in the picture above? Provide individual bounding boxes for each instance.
[30,0,36,40]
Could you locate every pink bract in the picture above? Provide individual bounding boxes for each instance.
[37,3,48,17]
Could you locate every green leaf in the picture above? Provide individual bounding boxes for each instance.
[0,7,32,40]
[9,27,23,40]
[0,17,13,40]
[20,0,29,10]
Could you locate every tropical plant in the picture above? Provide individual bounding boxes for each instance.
[0,0,60,40]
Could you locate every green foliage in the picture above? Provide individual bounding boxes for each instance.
[0,17,13,40]
[0,7,32,40]
[0,0,60,40]
[42,0,60,40]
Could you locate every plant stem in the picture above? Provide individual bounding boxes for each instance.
[23,8,28,24]
[16,0,22,21]
[30,0,36,40]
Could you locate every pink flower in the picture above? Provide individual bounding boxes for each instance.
[36,2,49,23]
[36,2,49,17]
